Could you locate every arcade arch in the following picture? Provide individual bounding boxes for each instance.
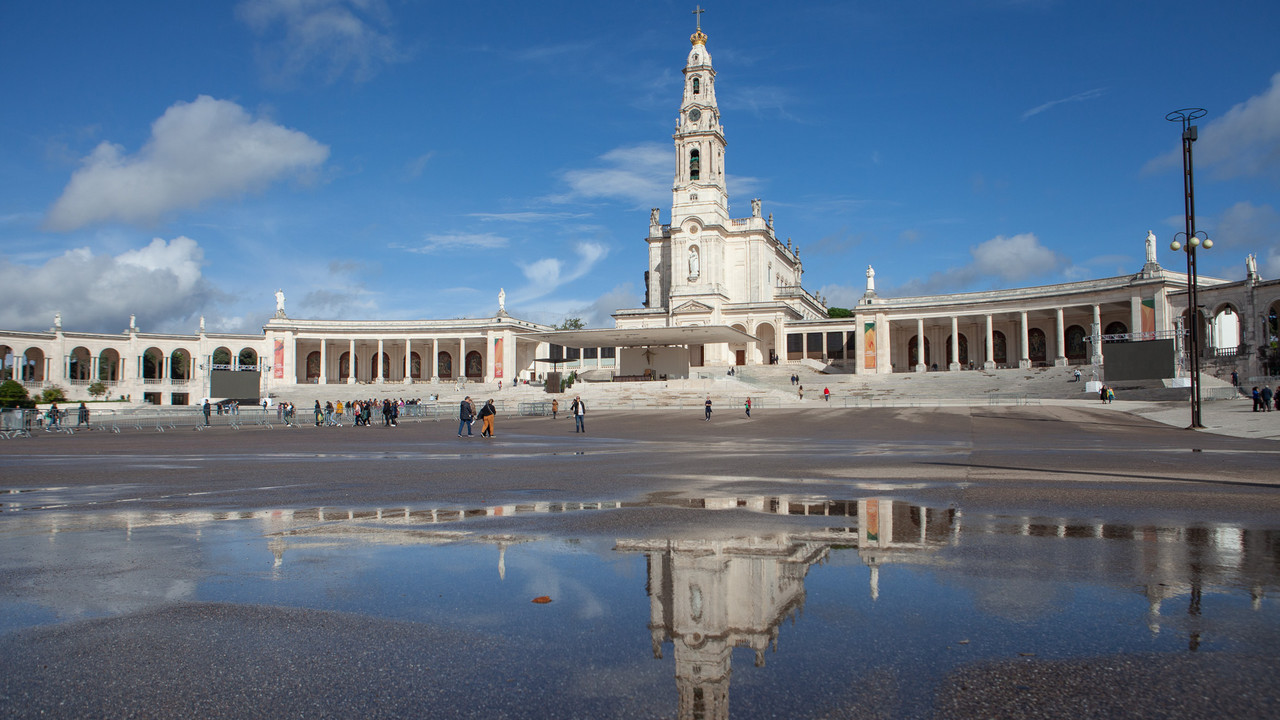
[142,347,164,380]
[98,349,120,382]
[69,346,92,381]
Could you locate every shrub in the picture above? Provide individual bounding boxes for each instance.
[0,380,35,409]
[88,381,108,399]
[40,386,67,403]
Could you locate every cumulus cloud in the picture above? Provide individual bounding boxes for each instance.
[550,144,670,207]
[889,233,1069,296]
[516,242,608,302]
[237,0,407,83]
[1145,72,1280,180]
[0,237,216,333]
[1210,201,1280,279]
[45,96,329,231]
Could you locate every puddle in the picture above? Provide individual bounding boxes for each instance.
[0,496,1277,718]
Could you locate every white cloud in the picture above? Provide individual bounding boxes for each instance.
[515,242,608,302]
[0,237,216,333]
[1145,72,1280,180]
[1212,201,1280,279]
[551,144,670,207]
[237,0,406,83]
[1021,88,1105,120]
[467,211,591,223]
[888,233,1069,296]
[45,96,329,231]
[395,233,509,253]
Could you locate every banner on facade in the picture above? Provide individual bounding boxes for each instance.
[864,322,877,369]
[864,499,880,543]
[273,339,284,379]
[1141,298,1156,339]
[493,337,504,379]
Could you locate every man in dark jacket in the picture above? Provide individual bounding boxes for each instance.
[458,396,474,437]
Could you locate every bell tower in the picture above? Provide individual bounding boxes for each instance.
[672,8,728,228]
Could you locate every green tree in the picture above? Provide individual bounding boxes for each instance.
[556,317,585,330]
[0,379,34,409]
[40,386,67,403]
[88,381,108,399]
[827,307,853,318]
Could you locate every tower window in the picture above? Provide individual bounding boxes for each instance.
[689,149,700,180]
[692,77,700,94]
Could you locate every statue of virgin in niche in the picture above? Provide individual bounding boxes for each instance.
[688,246,700,280]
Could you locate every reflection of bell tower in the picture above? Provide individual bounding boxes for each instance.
[625,536,825,720]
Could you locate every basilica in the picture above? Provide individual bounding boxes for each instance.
[2,20,1277,404]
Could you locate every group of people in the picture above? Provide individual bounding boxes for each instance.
[543,396,588,432]
[457,396,498,437]
[1252,386,1279,412]
[1099,385,1115,403]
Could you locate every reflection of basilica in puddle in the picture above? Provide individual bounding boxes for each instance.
[4,494,1277,720]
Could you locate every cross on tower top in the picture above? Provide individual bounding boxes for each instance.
[692,5,704,31]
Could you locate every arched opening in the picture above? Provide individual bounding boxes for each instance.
[213,347,232,366]
[238,347,258,368]
[410,351,422,379]
[908,336,931,368]
[756,322,777,364]
[69,346,92,381]
[170,349,190,380]
[0,345,12,380]
[305,351,320,381]
[1209,304,1241,352]
[993,331,1007,365]
[1065,325,1088,362]
[142,347,164,380]
[1105,321,1128,336]
[692,76,700,94]
[946,334,969,366]
[339,352,355,381]
[689,148,700,181]
[438,351,453,379]
[465,350,484,379]
[1263,301,1280,375]
[98,349,120,382]
[1029,328,1047,363]
[21,347,45,382]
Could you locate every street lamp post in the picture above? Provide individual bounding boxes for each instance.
[1166,108,1211,429]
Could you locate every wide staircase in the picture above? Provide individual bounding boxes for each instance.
[265,365,1240,415]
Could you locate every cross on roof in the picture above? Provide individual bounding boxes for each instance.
[692,5,704,32]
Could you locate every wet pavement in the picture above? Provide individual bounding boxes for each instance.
[1,405,1278,719]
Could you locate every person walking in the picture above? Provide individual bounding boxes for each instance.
[1231,370,1239,386]
[571,395,586,433]
[1073,368,1082,382]
[744,397,751,418]
[479,399,496,437]
[76,402,89,428]
[1100,385,1109,404]
[203,399,211,426]
[823,387,830,402]
[798,385,804,401]
[324,401,334,426]
[551,398,559,419]
[1262,386,1274,413]
[458,396,474,436]
[45,402,60,430]
[1252,387,1262,412]
[704,395,713,421]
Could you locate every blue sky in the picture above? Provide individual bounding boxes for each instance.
[2,0,1278,334]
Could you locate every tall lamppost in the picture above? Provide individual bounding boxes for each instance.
[1166,108,1211,429]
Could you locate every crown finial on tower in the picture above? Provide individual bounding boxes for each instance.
[691,5,707,45]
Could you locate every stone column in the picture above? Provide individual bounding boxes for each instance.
[64,355,71,382]
[404,338,412,384]
[984,314,995,370]
[1054,307,1067,367]
[875,314,891,371]
[949,316,960,371]
[459,337,466,381]
[319,339,328,384]
[431,338,438,382]
[1019,311,1031,369]
[1091,304,1103,365]
[1130,295,1144,339]
[915,317,925,372]
[853,314,864,375]
[347,339,355,384]
[376,338,384,383]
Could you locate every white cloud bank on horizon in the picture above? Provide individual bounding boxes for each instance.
[237,0,407,83]
[549,144,671,207]
[45,96,329,231]
[1145,71,1280,180]
[820,232,1068,306]
[0,236,217,334]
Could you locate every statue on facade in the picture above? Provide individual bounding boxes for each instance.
[866,265,876,293]
[767,213,773,229]
[1247,253,1258,278]
[199,316,206,333]
[1145,230,1157,265]
[275,289,286,318]
[688,246,700,280]
[129,314,136,331]
[54,312,62,329]
[498,287,506,313]
[751,198,761,218]
[650,207,660,225]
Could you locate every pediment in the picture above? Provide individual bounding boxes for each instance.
[672,300,714,314]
